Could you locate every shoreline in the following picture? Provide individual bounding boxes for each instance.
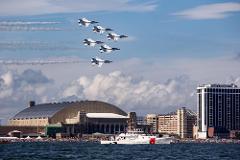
[1,137,240,144]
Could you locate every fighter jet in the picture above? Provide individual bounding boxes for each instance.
[93,25,113,34]
[107,32,128,41]
[78,18,98,27]
[91,57,112,67]
[83,38,104,47]
[99,44,120,53]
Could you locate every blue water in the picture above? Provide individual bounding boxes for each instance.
[0,142,240,160]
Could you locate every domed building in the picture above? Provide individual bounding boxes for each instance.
[9,100,129,135]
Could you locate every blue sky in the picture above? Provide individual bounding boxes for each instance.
[0,0,239,60]
[0,0,240,123]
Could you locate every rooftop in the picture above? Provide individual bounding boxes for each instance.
[12,103,67,119]
[11,100,127,120]
[86,113,128,119]
[198,84,238,88]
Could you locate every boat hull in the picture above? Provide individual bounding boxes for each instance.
[100,137,173,144]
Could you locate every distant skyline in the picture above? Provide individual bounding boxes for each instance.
[0,0,240,123]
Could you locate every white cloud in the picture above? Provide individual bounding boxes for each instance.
[170,56,240,83]
[0,69,72,124]
[173,2,240,20]
[227,76,240,87]
[61,71,196,114]
[1,71,13,86]
[0,0,157,16]
[1,54,240,122]
[0,69,54,119]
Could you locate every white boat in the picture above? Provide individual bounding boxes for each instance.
[100,130,174,144]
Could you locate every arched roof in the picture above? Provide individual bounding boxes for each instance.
[12,101,127,120]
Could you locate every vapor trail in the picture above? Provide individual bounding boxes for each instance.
[0,21,62,32]
[0,21,60,25]
[0,26,62,31]
[0,59,88,65]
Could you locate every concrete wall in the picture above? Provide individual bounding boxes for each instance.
[158,114,178,134]
[0,126,45,136]
[8,118,49,127]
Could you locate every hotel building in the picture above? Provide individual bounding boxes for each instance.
[197,84,240,139]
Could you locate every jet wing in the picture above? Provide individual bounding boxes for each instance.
[95,57,103,61]
[96,25,104,30]
[84,23,90,27]
[81,18,91,23]
[98,61,104,67]
[89,43,96,47]
[111,33,119,37]
[103,44,111,49]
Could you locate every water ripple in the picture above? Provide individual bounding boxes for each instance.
[0,142,240,160]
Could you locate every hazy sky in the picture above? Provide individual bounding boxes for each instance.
[0,0,240,123]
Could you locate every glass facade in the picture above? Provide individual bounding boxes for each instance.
[197,85,240,132]
[198,94,202,131]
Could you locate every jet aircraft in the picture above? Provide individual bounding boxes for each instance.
[93,25,113,34]
[78,18,98,27]
[107,32,128,41]
[99,44,120,53]
[83,38,104,47]
[91,57,112,67]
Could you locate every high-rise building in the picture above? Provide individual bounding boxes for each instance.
[145,114,158,133]
[197,84,240,139]
[177,107,197,138]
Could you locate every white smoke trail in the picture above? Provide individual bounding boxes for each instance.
[0,26,62,31]
[0,21,62,31]
[0,21,60,25]
[0,58,87,65]
[0,41,79,51]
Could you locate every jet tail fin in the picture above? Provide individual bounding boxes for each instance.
[112,48,120,51]
[105,28,113,31]
[91,21,99,24]
[104,60,112,63]
[120,35,128,38]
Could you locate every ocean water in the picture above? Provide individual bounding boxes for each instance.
[0,142,240,160]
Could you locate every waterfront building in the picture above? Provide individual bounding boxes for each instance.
[136,116,147,125]
[177,107,197,138]
[127,112,137,131]
[145,114,158,133]
[135,116,152,133]
[158,113,178,135]
[8,100,128,136]
[126,114,152,133]
[157,108,197,138]
[197,84,240,139]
